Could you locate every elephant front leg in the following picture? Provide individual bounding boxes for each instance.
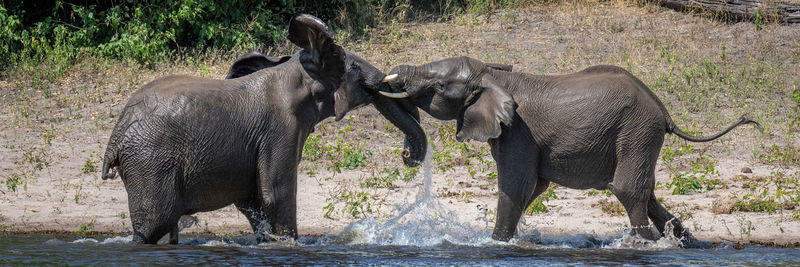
[489,128,541,241]
[256,141,300,239]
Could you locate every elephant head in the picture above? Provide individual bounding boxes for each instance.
[225,39,427,167]
[380,57,516,142]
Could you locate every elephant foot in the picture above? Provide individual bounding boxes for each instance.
[491,227,515,242]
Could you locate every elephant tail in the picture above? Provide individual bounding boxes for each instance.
[667,115,761,142]
[101,144,119,180]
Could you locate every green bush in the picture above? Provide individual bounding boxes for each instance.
[1,0,523,77]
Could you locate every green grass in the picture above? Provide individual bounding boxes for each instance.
[757,144,800,168]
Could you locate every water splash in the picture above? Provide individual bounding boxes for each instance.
[325,143,687,249]
[57,235,134,245]
[331,144,493,246]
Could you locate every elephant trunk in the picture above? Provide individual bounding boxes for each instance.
[371,93,427,167]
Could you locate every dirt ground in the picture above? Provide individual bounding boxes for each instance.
[1,2,799,246]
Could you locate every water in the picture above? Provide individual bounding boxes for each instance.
[3,145,799,265]
[2,234,799,266]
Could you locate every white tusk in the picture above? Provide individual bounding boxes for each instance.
[378,91,409,98]
[381,74,399,82]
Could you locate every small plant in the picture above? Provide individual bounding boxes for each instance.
[401,166,419,182]
[666,149,719,195]
[340,190,378,218]
[525,186,558,215]
[754,9,764,31]
[118,211,127,219]
[74,184,84,204]
[737,215,755,240]
[587,189,613,197]
[668,174,704,195]
[302,134,324,161]
[322,202,335,219]
[361,168,401,189]
[322,136,371,173]
[82,158,97,174]
[42,129,55,146]
[21,147,50,171]
[5,173,22,192]
[593,198,626,216]
[661,143,695,166]
[75,221,95,236]
[335,146,370,171]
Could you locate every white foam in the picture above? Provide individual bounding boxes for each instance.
[68,235,134,245]
[330,144,495,247]
[603,228,683,249]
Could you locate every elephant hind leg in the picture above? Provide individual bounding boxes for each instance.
[647,194,691,239]
[129,205,182,244]
[609,155,659,240]
[610,182,654,240]
[125,167,183,244]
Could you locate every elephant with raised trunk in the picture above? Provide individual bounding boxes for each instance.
[101,14,426,244]
[379,56,758,245]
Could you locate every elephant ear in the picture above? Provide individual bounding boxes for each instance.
[288,14,345,89]
[225,52,290,79]
[456,75,517,142]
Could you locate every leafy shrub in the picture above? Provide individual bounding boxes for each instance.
[340,190,378,218]
[1,0,513,77]
[667,156,719,195]
[525,186,557,215]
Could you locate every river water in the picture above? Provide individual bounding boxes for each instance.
[2,145,799,265]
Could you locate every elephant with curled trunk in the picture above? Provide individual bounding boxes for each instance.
[100,14,426,244]
[379,56,758,245]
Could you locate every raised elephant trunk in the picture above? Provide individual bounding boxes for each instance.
[363,69,426,167]
[371,93,426,167]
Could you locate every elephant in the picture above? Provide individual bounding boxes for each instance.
[378,56,758,245]
[100,14,426,244]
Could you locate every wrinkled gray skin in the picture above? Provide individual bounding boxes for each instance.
[100,14,425,245]
[382,56,758,246]
[226,51,427,168]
